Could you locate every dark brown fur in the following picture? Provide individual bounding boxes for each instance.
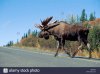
[37,17,92,58]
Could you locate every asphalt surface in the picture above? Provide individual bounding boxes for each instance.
[0,47,100,67]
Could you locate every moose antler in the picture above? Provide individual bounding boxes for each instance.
[41,16,53,26]
[45,22,59,30]
[35,24,44,30]
[35,16,55,30]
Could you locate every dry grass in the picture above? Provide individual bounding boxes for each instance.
[77,50,100,59]
[77,50,89,57]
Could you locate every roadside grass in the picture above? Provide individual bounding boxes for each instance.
[77,50,100,59]
[11,45,100,59]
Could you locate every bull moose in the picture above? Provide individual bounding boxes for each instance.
[36,16,91,58]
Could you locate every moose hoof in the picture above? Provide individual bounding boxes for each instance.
[71,54,76,58]
[67,53,72,58]
[71,55,74,58]
[66,52,71,57]
[54,54,58,57]
[89,56,92,59]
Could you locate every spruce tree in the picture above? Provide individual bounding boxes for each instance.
[80,9,87,22]
[28,29,31,36]
[25,33,28,38]
[89,13,95,21]
[23,33,26,38]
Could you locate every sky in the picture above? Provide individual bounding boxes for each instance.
[0,0,100,46]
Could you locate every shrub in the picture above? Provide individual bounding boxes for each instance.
[20,35,37,47]
[88,25,100,51]
[39,36,56,49]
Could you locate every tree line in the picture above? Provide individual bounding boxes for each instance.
[67,9,96,24]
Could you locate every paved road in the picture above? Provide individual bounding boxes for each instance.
[0,47,100,67]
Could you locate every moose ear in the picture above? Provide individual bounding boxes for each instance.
[42,16,53,26]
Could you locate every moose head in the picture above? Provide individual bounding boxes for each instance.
[36,16,59,40]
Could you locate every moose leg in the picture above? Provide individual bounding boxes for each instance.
[87,43,92,58]
[83,39,92,58]
[72,43,83,58]
[72,37,83,58]
[62,40,71,57]
[54,41,61,57]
